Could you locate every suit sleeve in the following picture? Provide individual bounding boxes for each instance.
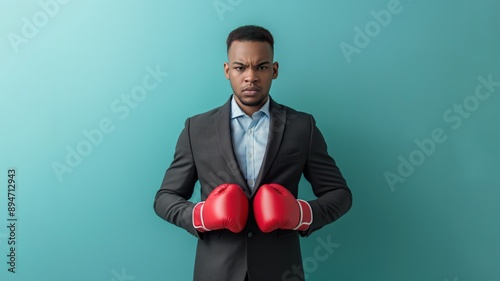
[301,115,352,237]
[154,118,200,238]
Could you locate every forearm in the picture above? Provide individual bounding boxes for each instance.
[153,118,200,237]
[301,115,353,236]
[304,188,352,235]
[154,188,198,237]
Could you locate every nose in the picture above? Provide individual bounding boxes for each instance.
[244,68,259,83]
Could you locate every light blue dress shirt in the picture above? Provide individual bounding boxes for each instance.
[230,96,270,190]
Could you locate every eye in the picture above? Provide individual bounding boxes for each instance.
[234,66,245,71]
[257,66,268,70]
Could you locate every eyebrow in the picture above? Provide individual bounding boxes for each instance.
[232,61,271,66]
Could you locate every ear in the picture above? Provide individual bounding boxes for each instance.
[272,61,279,79]
[224,62,230,80]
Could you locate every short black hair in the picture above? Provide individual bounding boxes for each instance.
[226,25,274,52]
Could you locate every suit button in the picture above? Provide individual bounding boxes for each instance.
[247,232,254,238]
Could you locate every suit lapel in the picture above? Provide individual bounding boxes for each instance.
[214,97,250,195]
[214,97,287,197]
[252,99,286,197]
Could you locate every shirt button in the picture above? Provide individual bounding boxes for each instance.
[248,232,254,238]
[248,129,253,133]
[249,180,253,185]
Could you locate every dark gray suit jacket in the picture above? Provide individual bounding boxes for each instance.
[154,97,352,281]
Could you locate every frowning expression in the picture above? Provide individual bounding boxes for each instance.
[224,40,278,115]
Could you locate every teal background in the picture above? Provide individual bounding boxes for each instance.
[1,0,499,280]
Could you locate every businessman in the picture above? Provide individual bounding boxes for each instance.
[154,25,352,281]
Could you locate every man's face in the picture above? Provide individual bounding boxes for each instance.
[224,41,278,114]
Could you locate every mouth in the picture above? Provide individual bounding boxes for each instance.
[242,86,261,95]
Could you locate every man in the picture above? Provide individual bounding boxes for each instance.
[154,25,352,281]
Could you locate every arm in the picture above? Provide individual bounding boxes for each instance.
[154,118,200,237]
[301,115,353,237]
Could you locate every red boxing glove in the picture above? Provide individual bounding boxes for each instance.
[253,183,313,233]
[192,183,248,233]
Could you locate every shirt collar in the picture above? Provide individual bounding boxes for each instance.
[231,95,270,119]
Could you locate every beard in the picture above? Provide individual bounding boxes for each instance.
[234,91,268,107]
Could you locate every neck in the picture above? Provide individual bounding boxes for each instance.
[234,96,268,116]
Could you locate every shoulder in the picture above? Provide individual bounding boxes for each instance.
[190,106,222,121]
[271,99,314,124]
[186,98,230,124]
